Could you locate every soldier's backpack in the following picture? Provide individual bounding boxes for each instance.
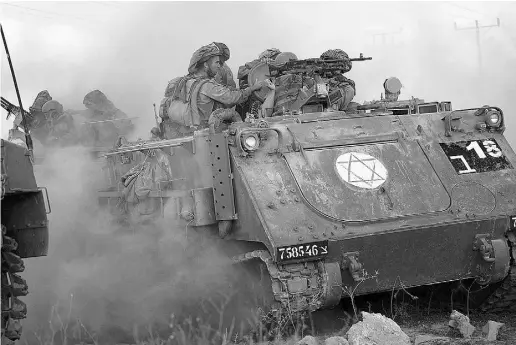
[273,73,317,113]
[159,76,210,127]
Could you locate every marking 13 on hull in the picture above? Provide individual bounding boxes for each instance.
[440,138,513,175]
[277,241,329,263]
[510,215,516,231]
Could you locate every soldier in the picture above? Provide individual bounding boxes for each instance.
[320,49,356,111]
[161,42,272,138]
[82,90,129,121]
[81,90,134,145]
[40,100,77,146]
[237,48,282,89]
[215,62,236,89]
[12,90,52,131]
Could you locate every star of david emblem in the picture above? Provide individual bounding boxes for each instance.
[335,152,388,189]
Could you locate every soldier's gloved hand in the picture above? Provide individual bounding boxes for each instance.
[252,79,269,91]
[252,79,274,91]
[264,79,275,90]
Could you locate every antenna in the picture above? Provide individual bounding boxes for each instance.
[1,23,34,155]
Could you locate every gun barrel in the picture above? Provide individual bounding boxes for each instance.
[81,117,138,125]
[103,136,194,157]
[349,56,372,61]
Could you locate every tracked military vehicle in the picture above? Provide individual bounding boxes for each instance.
[1,139,50,344]
[1,24,51,344]
[98,54,516,323]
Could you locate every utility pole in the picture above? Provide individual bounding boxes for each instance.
[454,18,501,75]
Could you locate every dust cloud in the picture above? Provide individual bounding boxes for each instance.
[20,146,237,344]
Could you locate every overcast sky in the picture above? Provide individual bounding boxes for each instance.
[1,1,516,146]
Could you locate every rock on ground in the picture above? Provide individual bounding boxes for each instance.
[482,320,505,341]
[346,311,411,345]
[448,310,475,338]
[324,336,349,345]
[298,335,318,345]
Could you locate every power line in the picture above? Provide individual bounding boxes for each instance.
[444,1,485,17]
[0,2,104,24]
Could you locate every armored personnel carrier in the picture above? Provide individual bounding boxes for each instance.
[98,54,516,327]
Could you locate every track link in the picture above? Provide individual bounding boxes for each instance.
[1,225,28,344]
[232,250,334,316]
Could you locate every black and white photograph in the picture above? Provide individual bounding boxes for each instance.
[1,1,516,344]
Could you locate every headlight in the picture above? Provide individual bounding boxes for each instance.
[242,133,260,151]
[485,110,502,128]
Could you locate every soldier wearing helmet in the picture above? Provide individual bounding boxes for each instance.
[12,90,52,132]
[82,90,129,121]
[320,49,356,111]
[41,100,77,146]
[161,42,272,138]
[237,48,282,89]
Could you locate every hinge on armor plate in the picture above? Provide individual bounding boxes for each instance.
[473,234,495,263]
[342,252,364,282]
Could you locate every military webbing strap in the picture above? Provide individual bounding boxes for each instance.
[187,78,210,126]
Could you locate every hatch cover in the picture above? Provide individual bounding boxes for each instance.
[284,140,451,222]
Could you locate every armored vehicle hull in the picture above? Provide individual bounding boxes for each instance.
[1,139,50,344]
[98,99,516,322]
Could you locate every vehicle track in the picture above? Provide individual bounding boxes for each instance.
[1,225,28,344]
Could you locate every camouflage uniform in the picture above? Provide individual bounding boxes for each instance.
[235,48,282,117]
[320,49,356,111]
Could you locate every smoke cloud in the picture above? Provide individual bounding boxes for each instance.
[20,146,238,344]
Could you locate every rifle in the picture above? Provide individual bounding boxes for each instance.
[79,117,138,125]
[153,103,159,128]
[268,53,372,77]
[1,96,31,120]
[1,24,34,154]
[103,135,194,157]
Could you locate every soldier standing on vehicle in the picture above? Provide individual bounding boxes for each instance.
[320,49,356,111]
[160,42,272,138]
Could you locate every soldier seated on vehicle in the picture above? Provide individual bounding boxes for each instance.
[320,49,356,111]
[159,42,272,139]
